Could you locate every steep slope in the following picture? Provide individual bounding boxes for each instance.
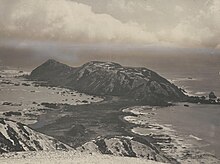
[29,60,186,104]
[67,61,185,103]
[77,136,172,163]
[29,59,75,85]
[0,118,72,153]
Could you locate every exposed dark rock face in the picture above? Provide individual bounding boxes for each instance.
[209,91,217,99]
[67,61,185,104]
[29,59,75,85]
[29,59,186,105]
[3,111,22,117]
[77,136,173,163]
[0,118,72,153]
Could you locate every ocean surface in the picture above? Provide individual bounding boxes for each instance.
[154,103,220,158]
[151,61,220,158]
[158,64,220,97]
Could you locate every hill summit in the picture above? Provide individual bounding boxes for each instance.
[29,59,185,105]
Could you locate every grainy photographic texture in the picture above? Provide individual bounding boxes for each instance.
[0,0,220,163]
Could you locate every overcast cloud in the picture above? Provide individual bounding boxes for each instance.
[0,0,220,48]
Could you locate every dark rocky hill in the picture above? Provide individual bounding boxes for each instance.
[29,59,186,105]
[29,59,75,85]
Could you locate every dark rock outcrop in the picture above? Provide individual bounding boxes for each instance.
[209,91,217,99]
[3,111,22,117]
[29,59,186,105]
[29,59,75,85]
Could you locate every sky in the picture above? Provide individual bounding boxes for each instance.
[0,0,220,48]
[0,0,220,69]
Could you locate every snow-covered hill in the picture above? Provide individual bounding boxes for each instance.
[77,136,171,163]
[29,59,186,105]
[0,118,165,163]
[0,118,73,153]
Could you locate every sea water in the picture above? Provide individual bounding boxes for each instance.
[154,103,220,158]
[150,56,220,158]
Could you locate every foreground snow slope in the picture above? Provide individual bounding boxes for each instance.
[0,151,164,164]
[0,118,73,153]
[77,136,169,162]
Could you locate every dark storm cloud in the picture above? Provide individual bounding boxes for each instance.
[1,39,220,72]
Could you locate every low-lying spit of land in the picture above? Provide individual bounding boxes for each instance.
[0,69,103,124]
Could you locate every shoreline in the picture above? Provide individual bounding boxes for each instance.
[0,69,103,126]
[121,104,220,163]
[1,69,220,163]
[152,103,220,159]
[27,98,177,163]
[29,100,220,163]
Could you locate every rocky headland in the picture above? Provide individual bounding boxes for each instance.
[28,59,220,106]
[1,59,219,164]
[29,59,187,106]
